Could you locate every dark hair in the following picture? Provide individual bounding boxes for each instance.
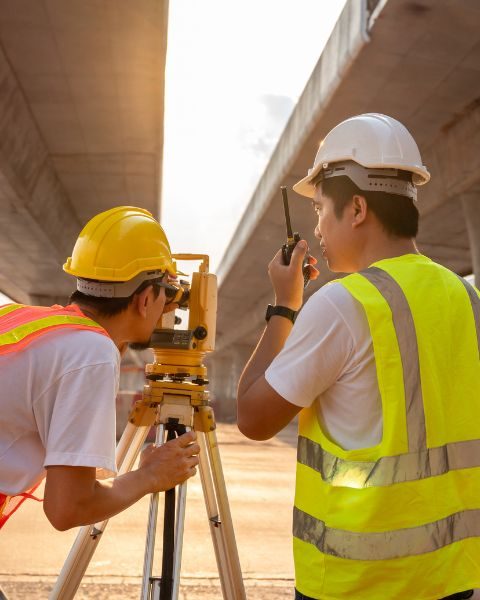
[321,175,419,238]
[70,279,161,317]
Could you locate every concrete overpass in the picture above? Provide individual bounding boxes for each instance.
[0,0,168,305]
[209,0,480,419]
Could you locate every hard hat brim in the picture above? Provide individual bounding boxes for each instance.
[293,160,430,200]
[292,174,316,199]
[293,161,323,199]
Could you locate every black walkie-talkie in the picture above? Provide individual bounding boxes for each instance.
[280,186,310,288]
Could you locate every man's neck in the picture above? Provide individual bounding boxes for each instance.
[354,236,418,272]
[73,303,127,350]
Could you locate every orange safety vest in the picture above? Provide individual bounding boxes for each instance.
[0,303,110,528]
[0,483,43,529]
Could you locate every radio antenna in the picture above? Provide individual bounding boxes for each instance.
[281,186,294,242]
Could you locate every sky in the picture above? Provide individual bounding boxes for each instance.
[162,0,348,273]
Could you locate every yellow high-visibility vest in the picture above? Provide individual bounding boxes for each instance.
[294,254,480,599]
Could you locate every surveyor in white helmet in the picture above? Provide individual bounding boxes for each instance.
[237,114,480,600]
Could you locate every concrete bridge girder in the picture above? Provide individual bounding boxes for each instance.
[0,0,169,305]
[0,46,81,303]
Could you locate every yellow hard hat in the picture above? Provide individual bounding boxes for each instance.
[64,206,177,281]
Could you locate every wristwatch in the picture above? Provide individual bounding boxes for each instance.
[265,304,297,324]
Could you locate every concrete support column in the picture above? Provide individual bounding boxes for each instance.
[461,192,480,287]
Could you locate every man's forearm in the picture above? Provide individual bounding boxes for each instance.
[236,315,302,440]
[79,470,152,526]
[236,242,315,439]
[44,432,199,530]
[238,240,312,397]
[238,316,293,398]
[44,467,151,530]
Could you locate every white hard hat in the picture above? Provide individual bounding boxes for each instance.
[293,113,430,200]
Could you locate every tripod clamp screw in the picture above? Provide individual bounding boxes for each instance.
[209,516,222,528]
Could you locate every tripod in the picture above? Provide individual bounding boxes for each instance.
[50,348,246,600]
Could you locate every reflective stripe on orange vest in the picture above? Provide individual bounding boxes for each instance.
[0,303,110,528]
[0,303,109,355]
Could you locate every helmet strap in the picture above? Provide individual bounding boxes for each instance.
[76,270,165,298]
[315,161,417,201]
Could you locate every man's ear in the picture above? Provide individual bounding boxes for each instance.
[133,285,152,318]
[351,194,368,228]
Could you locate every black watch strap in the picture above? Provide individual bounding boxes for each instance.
[265,304,297,324]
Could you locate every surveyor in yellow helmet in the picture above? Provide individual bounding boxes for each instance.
[237,114,480,599]
[0,207,199,531]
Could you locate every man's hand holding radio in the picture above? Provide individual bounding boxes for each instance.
[268,241,319,311]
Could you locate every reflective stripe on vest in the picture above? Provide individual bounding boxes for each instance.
[363,266,426,451]
[0,304,109,355]
[457,275,480,358]
[294,505,480,561]
[293,256,480,599]
[297,435,480,487]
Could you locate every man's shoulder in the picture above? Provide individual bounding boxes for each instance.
[31,328,119,367]
[308,279,361,314]
[301,280,370,342]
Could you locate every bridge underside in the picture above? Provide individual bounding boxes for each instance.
[0,1,168,304]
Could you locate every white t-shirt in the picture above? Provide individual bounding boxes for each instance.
[265,282,382,450]
[0,328,120,495]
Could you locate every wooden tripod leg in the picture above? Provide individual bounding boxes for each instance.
[49,423,150,600]
[197,413,246,600]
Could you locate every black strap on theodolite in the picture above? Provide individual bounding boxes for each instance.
[160,418,187,599]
